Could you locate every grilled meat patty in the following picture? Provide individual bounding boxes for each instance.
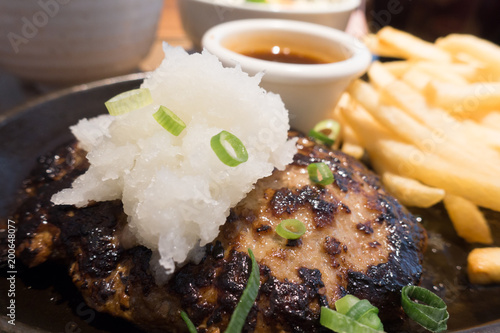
[10,131,426,332]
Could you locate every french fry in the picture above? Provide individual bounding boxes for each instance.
[443,194,493,244]
[372,140,500,212]
[341,101,500,212]
[384,60,479,82]
[377,26,452,62]
[363,33,406,58]
[339,118,361,146]
[350,76,500,175]
[381,61,410,77]
[415,64,468,84]
[341,142,364,160]
[346,29,500,251]
[339,102,401,176]
[414,61,479,82]
[425,81,500,112]
[367,61,397,89]
[379,77,500,151]
[400,68,434,92]
[467,248,500,284]
[382,172,444,208]
[375,105,500,177]
[479,111,500,131]
[436,34,500,78]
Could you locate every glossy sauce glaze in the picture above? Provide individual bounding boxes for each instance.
[241,46,340,64]
[223,32,349,66]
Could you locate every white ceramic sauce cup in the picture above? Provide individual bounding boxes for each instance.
[202,19,371,133]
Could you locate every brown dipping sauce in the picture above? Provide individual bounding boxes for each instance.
[224,32,349,66]
[242,47,334,65]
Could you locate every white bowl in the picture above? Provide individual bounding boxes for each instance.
[179,0,361,50]
[0,0,164,85]
[202,18,371,133]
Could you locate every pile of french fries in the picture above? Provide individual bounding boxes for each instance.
[333,26,500,284]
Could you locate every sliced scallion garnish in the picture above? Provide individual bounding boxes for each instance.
[401,286,449,333]
[276,219,306,240]
[153,105,186,136]
[225,249,260,333]
[307,162,334,186]
[104,88,153,116]
[308,119,341,147]
[335,295,360,315]
[210,130,248,167]
[180,311,197,333]
[320,307,384,333]
[320,295,384,333]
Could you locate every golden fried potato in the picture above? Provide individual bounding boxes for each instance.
[467,248,500,284]
[363,33,406,58]
[346,27,500,246]
[443,194,493,244]
[436,34,500,79]
[341,142,364,160]
[382,173,444,208]
[377,26,452,62]
[425,81,500,112]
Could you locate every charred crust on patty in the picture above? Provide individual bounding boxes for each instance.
[9,133,427,332]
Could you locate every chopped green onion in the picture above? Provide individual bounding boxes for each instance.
[320,307,384,333]
[153,105,186,136]
[345,300,378,321]
[225,249,260,333]
[180,311,197,333]
[307,162,334,186]
[335,295,360,315]
[346,300,383,331]
[276,219,306,240]
[321,295,384,332]
[210,130,248,167]
[401,286,449,333]
[308,119,341,147]
[104,88,153,116]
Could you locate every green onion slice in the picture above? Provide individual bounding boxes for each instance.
[180,311,197,333]
[210,130,248,167]
[320,307,384,333]
[335,295,361,315]
[104,88,153,116]
[276,219,306,240]
[308,119,341,147]
[401,286,449,333]
[307,162,334,186]
[225,249,260,333]
[153,105,186,136]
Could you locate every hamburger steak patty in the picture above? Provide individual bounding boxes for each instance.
[8,131,426,332]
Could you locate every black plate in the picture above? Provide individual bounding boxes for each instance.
[0,74,499,333]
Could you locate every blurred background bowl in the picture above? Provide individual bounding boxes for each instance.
[0,0,164,86]
[179,0,361,50]
[365,0,500,44]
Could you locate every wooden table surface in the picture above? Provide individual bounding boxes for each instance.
[139,0,192,72]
